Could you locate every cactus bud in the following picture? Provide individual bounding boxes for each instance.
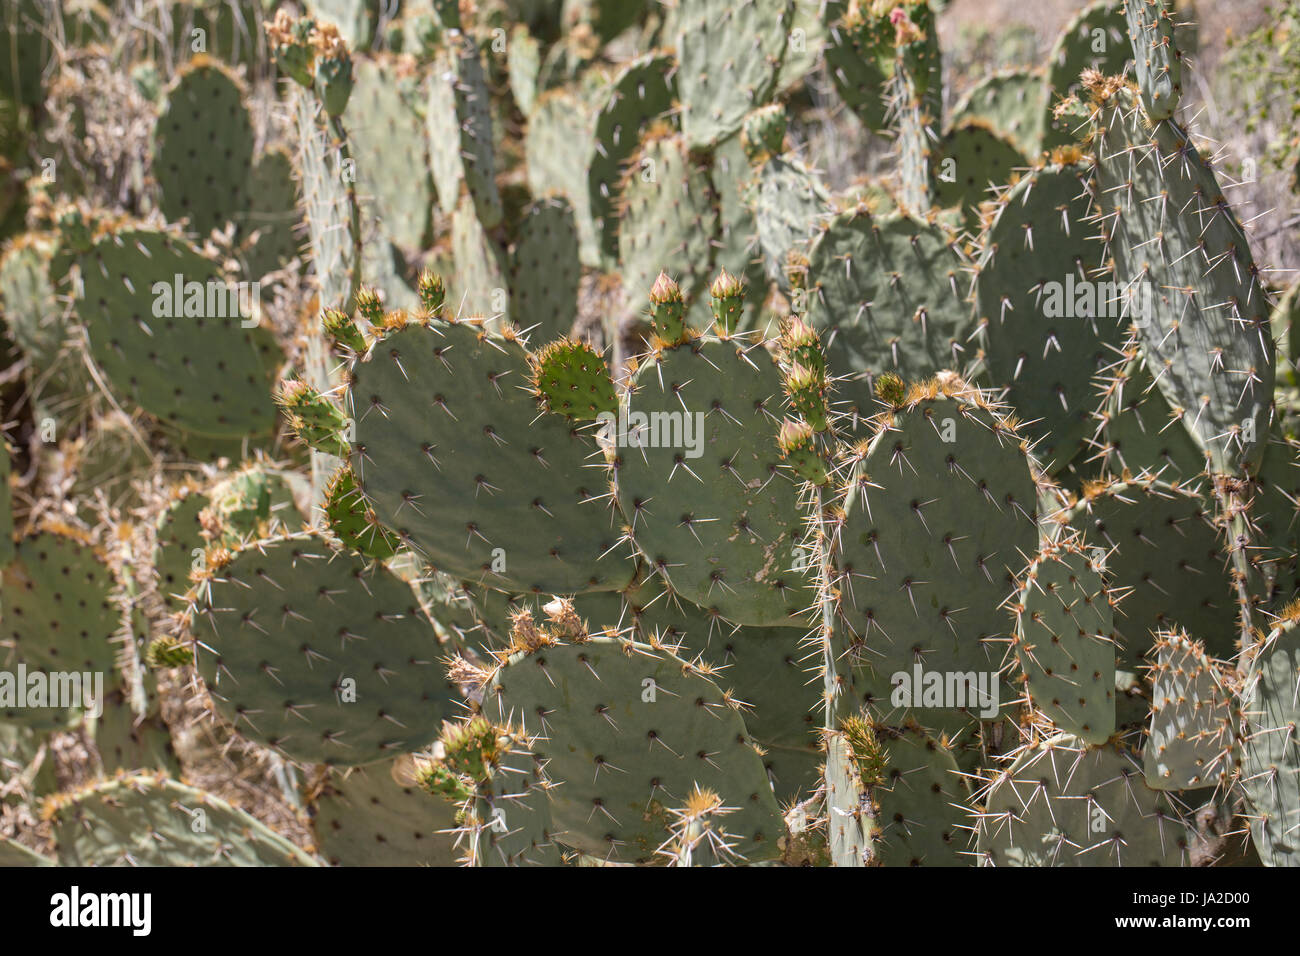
[355,286,384,329]
[710,268,746,335]
[418,271,447,317]
[649,271,688,346]
[842,716,887,788]
[874,372,906,406]
[777,419,828,486]
[418,716,501,803]
[785,363,829,432]
[145,635,193,669]
[780,316,826,378]
[322,308,366,353]
[417,762,474,803]
[276,379,351,458]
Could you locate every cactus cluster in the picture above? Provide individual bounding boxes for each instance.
[0,0,1297,869]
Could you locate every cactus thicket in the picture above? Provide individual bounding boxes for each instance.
[0,0,1298,871]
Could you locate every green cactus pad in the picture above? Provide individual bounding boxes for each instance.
[525,88,601,266]
[805,210,972,414]
[938,122,1026,223]
[950,69,1050,157]
[241,147,302,278]
[201,462,305,547]
[303,0,376,48]
[1065,477,1236,667]
[1,528,122,676]
[508,23,542,116]
[460,730,564,867]
[310,759,460,866]
[1272,281,1300,388]
[1092,87,1273,474]
[279,379,352,459]
[48,771,319,866]
[676,0,790,149]
[742,104,788,162]
[348,55,432,253]
[190,531,461,766]
[1040,0,1131,147]
[1048,0,1130,102]
[974,163,1123,472]
[347,318,633,593]
[483,635,785,863]
[1143,629,1236,790]
[825,731,871,866]
[827,384,1038,732]
[618,129,719,321]
[1251,435,1300,599]
[778,0,833,92]
[153,486,209,610]
[1013,539,1118,744]
[509,196,580,341]
[427,33,502,227]
[1124,0,1183,120]
[749,155,831,285]
[0,233,89,410]
[709,135,770,333]
[824,5,891,132]
[976,734,1192,865]
[450,194,509,318]
[91,687,180,776]
[295,87,359,312]
[72,226,283,439]
[153,57,255,238]
[616,337,810,627]
[615,579,822,800]
[1242,615,1300,865]
[587,52,675,263]
[0,837,53,866]
[0,0,52,107]
[1084,356,1206,480]
[872,725,972,866]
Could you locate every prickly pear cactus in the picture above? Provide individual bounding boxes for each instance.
[483,630,786,863]
[47,771,320,866]
[0,0,1294,872]
[187,531,461,766]
[152,57,254,238]
[345,315,633,593]
[71,225,284,440]
[977,734,1193,866]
